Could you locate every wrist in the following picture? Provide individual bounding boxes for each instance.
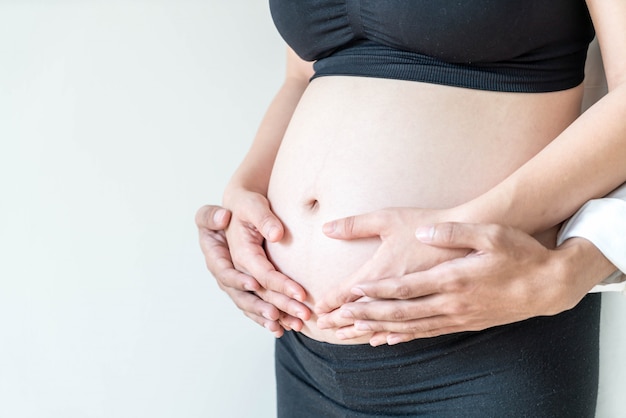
[448,188,534,232]
[555,237,617,294]
[223,180,267,208]
[445,202,492,225]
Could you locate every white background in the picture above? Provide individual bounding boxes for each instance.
[0,2,624,417]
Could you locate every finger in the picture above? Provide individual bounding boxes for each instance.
[368,332,391,347]
[256,287,311,322]
[316,309,356,330]
[335,325,373,341]
[195,205,231,231]
[322,209,391,240]
[242,194,285,242]
[416,222,500,250]
[242,311,285,338]
[222,286,282,322]
[226,290,286,338]
[344,296,440,325]
[277,312,304,333]
[225,285,303,335]
[235,248,307,302]
[199,228,260,292]
[314,258,388,314]
[355,314,448,335]
[255,265,308,303]
[227,225,307,302]
[352,293,485,338]
[351,270,443,301]
[384,324,473,344]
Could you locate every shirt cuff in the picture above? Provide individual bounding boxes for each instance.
[557,185,626,294]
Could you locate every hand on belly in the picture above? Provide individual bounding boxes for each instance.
[314,207,469,314]
[265,205,469,344]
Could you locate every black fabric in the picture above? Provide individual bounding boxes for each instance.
[269,0,595,92]
[275,293,601,417]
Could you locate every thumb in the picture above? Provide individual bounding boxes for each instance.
[195,205,232,231]
[323,210,389,240]
[246,196,285,242]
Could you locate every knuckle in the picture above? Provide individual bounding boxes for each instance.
[435,223,457,245]
[377,208,396,230]
[232,294,252,313]
[286,299,301,316]
[194,205,209,228]
[447,300,469,316]
[264,270,288,294]
[195,205,229,230]
[378,208,392,223]
[258,212,277,232]
[343,216,356,236]
[212,266,236,287]
[484,224,505,248]
[205,251,227,275]
[422,328,443,338]
[391,307,407,321]
[242,312,264,327]
[230,253,246,271]
[443,276,470,294]
[403,321,425,333]
[396,284,413,299]
[356,309,373,320]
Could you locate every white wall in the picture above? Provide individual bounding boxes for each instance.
[0,2,623,417]
[0,2,281,417]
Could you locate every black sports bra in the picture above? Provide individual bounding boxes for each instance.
[269,0,595,92]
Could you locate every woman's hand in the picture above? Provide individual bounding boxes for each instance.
[196,202,310,337]
[314,207,468,314]
[320,222,600,346]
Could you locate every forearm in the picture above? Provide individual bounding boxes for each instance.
[456,84,626,235]
[224,75,308,200]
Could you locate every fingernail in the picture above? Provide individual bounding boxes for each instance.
[336,331,347,340]
[213,208,227,224]
[370,337,386,347]
[415,226,435,242]
[387,335,403,345]
[322,221,336,234]
[264,226,278,241]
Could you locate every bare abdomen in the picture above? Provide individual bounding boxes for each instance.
[266,76,581,344]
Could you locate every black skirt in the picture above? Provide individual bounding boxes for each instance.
[275,294,601,418]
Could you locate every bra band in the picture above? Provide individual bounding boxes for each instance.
[312,41,588,93]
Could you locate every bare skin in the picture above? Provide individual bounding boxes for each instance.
[263,74,589,344]
[204,0,626,345]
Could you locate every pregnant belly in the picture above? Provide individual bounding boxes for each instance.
[266,76,581,344]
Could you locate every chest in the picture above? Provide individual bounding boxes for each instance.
[269,0,593,64]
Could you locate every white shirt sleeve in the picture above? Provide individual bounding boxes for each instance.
[557,182,626,294]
